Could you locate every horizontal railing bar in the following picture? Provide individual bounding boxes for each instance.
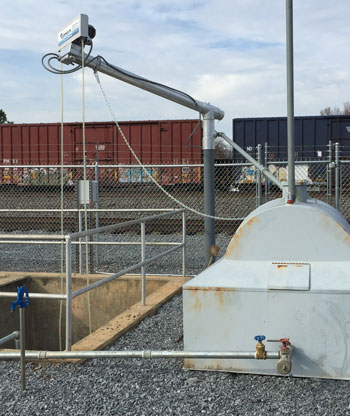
[72,243,184,298]
[266,160,328,165]
[0,331,19,347]
[0,292,66,300]
[0,208,177,213]
[69,210,185,239]
[0,241,181,246]
[0,234,65,241]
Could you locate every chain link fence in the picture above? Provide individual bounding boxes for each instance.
[0,142,348,274]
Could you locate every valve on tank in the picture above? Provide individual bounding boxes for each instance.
[268,338,292,375]
[254,335,267,359]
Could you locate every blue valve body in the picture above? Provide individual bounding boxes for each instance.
[11,286,29,311]
[254,335,266,342]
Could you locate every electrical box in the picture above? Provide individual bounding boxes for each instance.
[57,14,89,51]
[78,180,99,205]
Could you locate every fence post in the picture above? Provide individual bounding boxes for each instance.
[256,144,262,207]
[95,146,100,269]
[141,222,146,306]
[182,211,186,277]
[65,236,72,351]
[264,142,269,203]
[327,141,333,206]
[78,210,82,274]
[335,142,340,211]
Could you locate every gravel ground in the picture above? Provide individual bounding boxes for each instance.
[2,233,350,415]
[1,295,350,416]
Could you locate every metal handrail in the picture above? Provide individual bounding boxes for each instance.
[69,209,185,239]
[0,209,187,351]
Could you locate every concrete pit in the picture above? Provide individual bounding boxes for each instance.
[0,272,188,353]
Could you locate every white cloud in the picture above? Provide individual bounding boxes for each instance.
[0,0,349,136]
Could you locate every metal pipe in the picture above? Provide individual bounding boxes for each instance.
[264,142,269,202]
[141,222,146,306]
[0,234,65,240]
[328,140,333,206]
[95,154,100,268]
[0,292,66,300]
[182,211,186,277]
[267,160,328,166]
[65,236,72,351]
[286,0,296,201]
[0,331,19,347]
[0,350,280,360]
[0,241,182,246]
[335,142,340,210]
[72,243,184,298]
[63,43,224,121]
[69,209,185,239]
[203,111,216,266]
[256,144,262,207]
[19,308,26,391]
[217,132,282,189]
[78,210,83,274]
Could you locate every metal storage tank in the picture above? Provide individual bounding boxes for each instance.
[183,183,350,379]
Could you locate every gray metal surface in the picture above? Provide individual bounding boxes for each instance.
[183,187,350,379]
[0,331,19,347]
[286,0,296,200]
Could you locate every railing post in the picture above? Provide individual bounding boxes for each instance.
[141,222,146,306]
[19,307,26,391]
[78,210,82,274]
[256,144,262,207]
[264,142,269,202]
[65,236,72,351]
[327,141,333,206]
[182,211,186,277]
[335,143,340,211]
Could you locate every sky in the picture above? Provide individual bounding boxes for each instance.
[1,0,350,135]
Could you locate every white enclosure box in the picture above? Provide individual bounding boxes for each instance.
[57,14,89,51]
[183,193,350,379]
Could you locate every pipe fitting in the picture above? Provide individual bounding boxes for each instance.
[277,346,293,375]
[254,335,267,360]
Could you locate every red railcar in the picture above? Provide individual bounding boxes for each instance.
[0,120,202,186]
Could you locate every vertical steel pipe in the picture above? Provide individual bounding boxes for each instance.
[286,0,296,201]
[78,210,83,274]
[95,150,100,268]
[65,236,72,351]
[203,111,216,266]
[182,211,186,276]
[335,142,340,210]
[19,308,26,391]
[141,222,146,306]
[256,144,262,207]
[264,142,269,203]
[328,141,333,206]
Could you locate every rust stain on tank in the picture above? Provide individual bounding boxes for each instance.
[189,290,203,311]
[225,216,259,259]
[277,265,288,270]
[184,359,194,369]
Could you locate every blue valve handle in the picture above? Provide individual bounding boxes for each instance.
[254,335,266,342]
[11,286,29,311]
